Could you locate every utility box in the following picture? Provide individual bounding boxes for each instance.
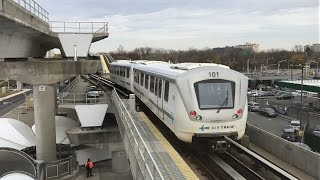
[1,87,6,94]
[26,96,34,110]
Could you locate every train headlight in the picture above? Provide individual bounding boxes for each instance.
[196,115,202,121]
[232,114,238,119]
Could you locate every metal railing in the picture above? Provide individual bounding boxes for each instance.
[49,21,108,33]
[13,0,49,22]
[58,93,108,105]
[45,154,78,179]
[111,89,164,180]
[60,76,80,95]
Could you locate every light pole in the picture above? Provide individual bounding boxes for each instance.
[278,60,287,74]
[247,59,250,74]
[290,64,294,80]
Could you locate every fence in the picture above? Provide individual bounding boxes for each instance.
[45,154,78,179]
[111,89,164,180]
[13,0,49,22]
[58,93,108,105]
[50,21,108,33]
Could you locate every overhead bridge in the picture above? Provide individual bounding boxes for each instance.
[0,0,109,58]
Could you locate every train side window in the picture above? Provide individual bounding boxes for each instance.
[145,74,149,90]
[140,73,144,87]
[134,71,138,83]
[150,76,155,93]
[126,68,129,78]
[117,67,120,76]
[158,79,162,98]
[164,81,169,102]
[155,78,158,95]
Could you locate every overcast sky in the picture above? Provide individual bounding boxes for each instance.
[38,0,319,52]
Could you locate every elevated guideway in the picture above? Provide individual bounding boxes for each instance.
[0,0,109,58]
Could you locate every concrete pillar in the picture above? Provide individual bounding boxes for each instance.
[129,94,135,111]
[16,81,22,90]
[53,84,57,114]
[112,151,130,173]
[33,84,57,162]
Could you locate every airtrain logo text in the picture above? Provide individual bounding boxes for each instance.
[200,125,235,131]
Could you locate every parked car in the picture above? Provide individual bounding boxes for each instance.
[293,142,312,151]
[276,92,294,100]
[248,101,260,112]
[313,125,320,137]
[275,91,285,96]
[289,120,300,130]
[86,91,101,98]
[270,105,287,115]
[258,108,277,117]
[281,128,297,142]
[259,91,276,96]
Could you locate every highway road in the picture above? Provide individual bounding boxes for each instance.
[0,92,32,117]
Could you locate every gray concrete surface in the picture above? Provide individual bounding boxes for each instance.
[246,124,320,179]
[33,84,57,162]
[0,60,100,85]
[0,0,109,58]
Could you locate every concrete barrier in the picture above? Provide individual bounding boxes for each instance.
[246,124,320,179]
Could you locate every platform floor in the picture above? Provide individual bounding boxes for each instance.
[121,99,198,180]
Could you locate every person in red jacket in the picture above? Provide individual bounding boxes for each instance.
[85,158,94,177]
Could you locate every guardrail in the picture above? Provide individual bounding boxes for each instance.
[60,76,80,95]
[45,154,78,179]
[111,89,164,180]
[13,0,49,22]
[58,93,108,105]
[49,21,108,33]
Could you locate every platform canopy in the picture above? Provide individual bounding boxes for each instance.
[275,80,320,93]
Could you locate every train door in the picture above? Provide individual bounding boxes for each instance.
[157,78,164,120]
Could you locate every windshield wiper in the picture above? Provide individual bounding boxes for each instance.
[217,90,228,113]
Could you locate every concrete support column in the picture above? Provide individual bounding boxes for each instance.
[53,84,57,114]
[16,81,22,90]
[112,151,130,173]
[129,94,135,111]
[33,84,57,162]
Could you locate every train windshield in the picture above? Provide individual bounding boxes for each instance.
[194,79,235,109]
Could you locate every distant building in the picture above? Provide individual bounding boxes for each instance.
[235,43,259,52]
[304,43,320,52]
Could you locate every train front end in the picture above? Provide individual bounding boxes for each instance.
[174,65,248,150]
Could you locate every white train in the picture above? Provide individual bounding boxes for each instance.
[110,60,248,149]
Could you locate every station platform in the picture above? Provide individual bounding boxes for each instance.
[129,107,198,180]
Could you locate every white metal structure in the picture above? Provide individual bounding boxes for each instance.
[110,60,248,147]
[75,104,108,127]
[0,118,36,150]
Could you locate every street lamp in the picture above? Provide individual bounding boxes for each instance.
[278,60,287,74]
[247,59,250,74]
[290,64,294,80]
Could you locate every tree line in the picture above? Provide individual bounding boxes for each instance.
[108,45,320,72]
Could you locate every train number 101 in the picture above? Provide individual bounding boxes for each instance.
[209,72,219,78]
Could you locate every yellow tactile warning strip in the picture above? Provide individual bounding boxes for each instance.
[139,112,199,180]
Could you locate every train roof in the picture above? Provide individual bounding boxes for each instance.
[111,60,244,80]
